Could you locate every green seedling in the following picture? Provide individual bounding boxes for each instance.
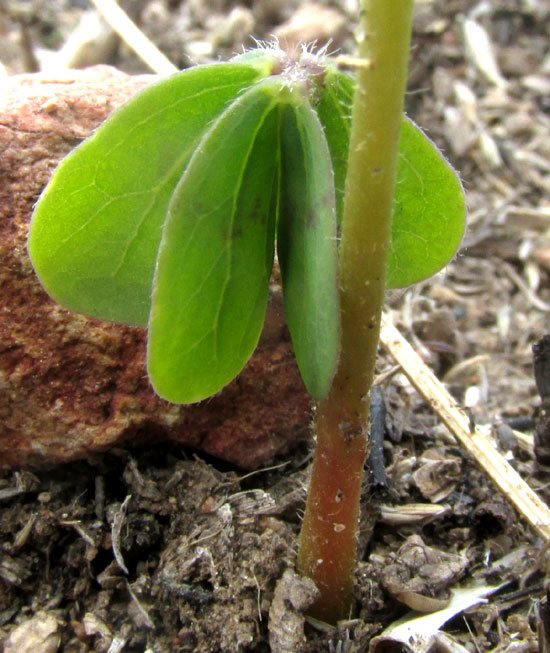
[28,0,464,624]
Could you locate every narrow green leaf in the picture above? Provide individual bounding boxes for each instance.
[277,99,340,400]
[147,80,282,403]
[317,68,465,288]
[28,62,270,326]
[315,66,354,223]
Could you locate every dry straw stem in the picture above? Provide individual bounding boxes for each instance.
[380,313,550,542]
[90,0,178,74]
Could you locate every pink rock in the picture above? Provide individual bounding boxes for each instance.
[0,65,312,470]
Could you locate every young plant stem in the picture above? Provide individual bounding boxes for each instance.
[297,0,414,623]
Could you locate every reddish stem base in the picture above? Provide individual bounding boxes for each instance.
[297,400,368,622]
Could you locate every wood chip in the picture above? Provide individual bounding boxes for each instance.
[462,18,508,88]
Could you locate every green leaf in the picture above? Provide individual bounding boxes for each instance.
[28,62,270,326]
[317,68,465,288]
[277,99,340,400]
[147,79,282,403]
[230,48,279,72]
[386,120,466,288]
[315,66,354,223]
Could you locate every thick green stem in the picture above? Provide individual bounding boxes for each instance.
[297,0,414,623]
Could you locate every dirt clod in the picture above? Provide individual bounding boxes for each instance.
[268,569,319,653]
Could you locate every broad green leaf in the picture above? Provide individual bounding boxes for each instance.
[317,68,465,288]
[147,79,282,403]
[28,62,270,326]
[386,120,465,288]
[277,99,340,400]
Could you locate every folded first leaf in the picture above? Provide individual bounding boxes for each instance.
[277,99,341,401]
[147,78,282,403]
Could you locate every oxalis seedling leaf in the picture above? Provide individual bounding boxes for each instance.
[28,45,465,405]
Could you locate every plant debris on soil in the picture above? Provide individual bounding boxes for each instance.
[1,0,550,651]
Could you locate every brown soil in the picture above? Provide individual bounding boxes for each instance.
[1,0,550,651]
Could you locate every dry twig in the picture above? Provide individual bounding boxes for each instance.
[380,313,550,542]
[90,0,178,74]
[111,494,131,574]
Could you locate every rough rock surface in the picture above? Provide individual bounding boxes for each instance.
[0,65,312,470]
